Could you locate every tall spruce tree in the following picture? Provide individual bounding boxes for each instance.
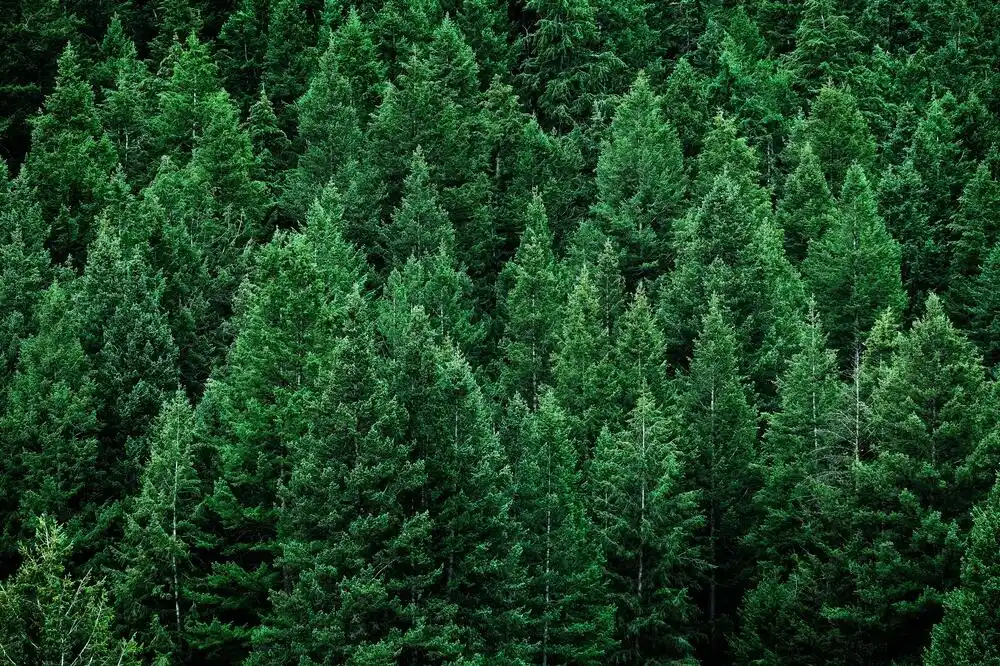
[674,295,758,660]
[587,391,703,664]
[513,390,615,665]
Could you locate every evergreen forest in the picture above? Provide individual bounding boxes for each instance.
[1,0,1000,663]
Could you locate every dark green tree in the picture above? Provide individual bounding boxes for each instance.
[513,390,615,665]
[593,72,686,284]
[925,475,1000,665]
[674,295,758,660]
[587,391,703,664]
[802,164,906,362]
[775,142,836,263]
[113,392,202,664]
[787,0,863,92]
[23,43,117,266]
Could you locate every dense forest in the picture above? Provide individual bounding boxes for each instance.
[0,0,999,664]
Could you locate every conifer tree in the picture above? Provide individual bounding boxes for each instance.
[593,72,686,284]
[79,222,179,491]
[497,194,560,409]
[381,309,527,663]
[674,296,758,660]
[747,303,850,572]
[189,193,366,662]
[613,284,669,412]
[263,0,316,118]
[798,86,877,194]
[661,57,712,159]
[385,148,455,267]
[948,158,1000,327]
[587,392,702,664]
[215,0,267,110]
[284,30,363,221]
[380,244,487,362]
[324,6,386,119]
[552,265,616,448]
[776,143,836,263]
[514,390,615,665]
[925,475,1000,665]
[0,283,99,551]
[788,0,863,92]
[660,170,803,396]
[97,24,155,184]
[23,43,117,266]
[0,516,140,666]
[518,0,618,131]
[802,164,906,362]
[0,177,49,395]
[113,392,202,663]
[149,0,202,65]
[368,18,491,276]
[248,295,433,665]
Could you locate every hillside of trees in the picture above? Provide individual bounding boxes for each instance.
[0,0,999,663]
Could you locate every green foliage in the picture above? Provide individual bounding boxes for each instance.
[514,391,615,665]
[803,164,906,360]
[593,72,686,284]
[0,516,140,666]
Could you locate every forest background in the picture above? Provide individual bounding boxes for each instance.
[0,0,999,664]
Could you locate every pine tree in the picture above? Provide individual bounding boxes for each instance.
[802,164,906,362]
[0,516,139,666]
[661,57,712,159]
[78,222,179,493]
[385,148,455,266]
[674,295,758,660]
[324,6,386,119]
[23,43,117,266]
[552,265,616,448]
[97,23,156,184]
[747,303,850,572]
[613,284,669,412]
[798,86,877,194]
[368,18,492,277]
[496,194,560,409]
[1,283,100,551]
[776,143,836,263]
[189,193,366,662]
[381,310,527,663]
[514,390,615,665]
[148,0,203,65]
[113,392,202,663]
[948,158,1000,328]
[587,391,703,664]
[925,475,1000,665]
[215,0,268,110]
[788,0,864,92]
[593,72,686,284]
[0,175,49,396]
[284,29,363,221]
[518,0,618,131]
[263,0,317,119]
[659,170,803,397]
[248,296,434,665]
[379,244,487,362]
